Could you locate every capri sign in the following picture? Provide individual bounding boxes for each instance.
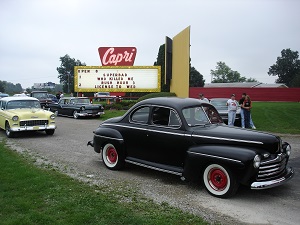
[98,47,137,66]
[74,66,161,92]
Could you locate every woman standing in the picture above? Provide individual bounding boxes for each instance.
[242,95,252,128]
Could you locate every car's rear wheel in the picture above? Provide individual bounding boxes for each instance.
[5,122,15,138]
[203,164,239,198]
[45,129,55,135]
[101,143,124,170]
[73,111,79,119]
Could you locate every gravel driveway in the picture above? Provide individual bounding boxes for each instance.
[2,116,300,225]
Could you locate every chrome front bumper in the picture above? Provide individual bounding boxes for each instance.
[77,112,105,117]
[11,124,56,132]
[251,167,294,189]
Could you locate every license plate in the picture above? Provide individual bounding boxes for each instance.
[33,126,39,130]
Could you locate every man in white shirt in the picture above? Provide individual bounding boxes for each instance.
[226,94,238,127]
[199,93,209,102]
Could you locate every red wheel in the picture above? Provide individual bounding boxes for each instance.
[203,164,238,198]
[101,143,124,170]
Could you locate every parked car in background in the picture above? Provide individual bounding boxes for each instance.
[88,97,293,198]
[94,92,116,101]
[49,97,105,119]
[0,96,56,137]
[48,94,58,103]
[0,92,9,98]
[210,98,241,126]
[30,91,53,108]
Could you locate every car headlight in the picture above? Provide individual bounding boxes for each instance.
[12,115,19,121]
[286,144,291,156]
[50,114,55,120]
[253,155,261,168]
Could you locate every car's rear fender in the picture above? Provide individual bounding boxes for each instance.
[183,145,257,183]
[93,127,124,153]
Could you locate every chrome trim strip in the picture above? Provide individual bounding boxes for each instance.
[260,153,285,165]
[251,167,294,189]
[125,159,182,176]
[187,151,242,163]
[192,134,263,144]
[103,123,263,144]
[103,123,186,137]
[94,134,123,141]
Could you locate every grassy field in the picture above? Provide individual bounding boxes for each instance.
[251,102,300,134]
[0,142,208,225]
[101,102,300,134]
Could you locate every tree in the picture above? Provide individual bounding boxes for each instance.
[0,81,5,92]
[211,61,247,83]
[190,66,205,87]
[268,48,300,87]
[56,54,86,93]
[246,77,258,82]
[0,81,23,94]
[154,44,168,91]
[153,44,205,90]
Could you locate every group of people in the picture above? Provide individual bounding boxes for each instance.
[199,92,256,129]
[227,93,256,129]
[56,91,64,101]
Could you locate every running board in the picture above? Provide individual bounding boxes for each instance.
[125,157,183,176]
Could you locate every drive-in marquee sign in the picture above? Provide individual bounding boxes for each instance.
[74,66,161,92]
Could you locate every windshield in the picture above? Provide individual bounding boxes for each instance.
[182,105,223,126]
[6,100,41,109]
[70,98,90,104]
[32,92,48,99]
[210,99,228,109]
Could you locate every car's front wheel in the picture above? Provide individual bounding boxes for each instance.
[5,122,14,138]
[73,111,79,119]
[101,143,124,170]
[203,164,239,198]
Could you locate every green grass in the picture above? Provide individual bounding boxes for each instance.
[101,109,127,120]
[251,102,300,134]
[0,142,208,225]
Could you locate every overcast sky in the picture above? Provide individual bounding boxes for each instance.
[1,0,299,89]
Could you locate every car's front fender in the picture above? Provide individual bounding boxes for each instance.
[183,145,257,183]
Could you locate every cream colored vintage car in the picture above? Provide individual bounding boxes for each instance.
[0,96,56,138]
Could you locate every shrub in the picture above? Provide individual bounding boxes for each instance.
[137,92,176,102]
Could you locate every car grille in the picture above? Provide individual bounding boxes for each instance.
[20,120,49,126]
[257,153,287,181]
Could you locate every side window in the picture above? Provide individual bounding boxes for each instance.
[168,110,181,127]
[151,107,180,127]
[131,106,150,124]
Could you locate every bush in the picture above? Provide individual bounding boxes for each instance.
[104,100,137,110]
[137,92,176,102]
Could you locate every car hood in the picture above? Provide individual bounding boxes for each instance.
[6,108,53,118]
[191,125,280,154]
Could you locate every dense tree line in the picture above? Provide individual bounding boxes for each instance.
[0,80,23,94]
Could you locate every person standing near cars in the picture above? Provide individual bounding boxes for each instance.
[199,93,209,102]
[226,94,238,127]
[239,93,256,129]
[241,95,252,128]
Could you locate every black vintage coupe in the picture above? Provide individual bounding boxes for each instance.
[49,97,104,119]
[87,97,293,198]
